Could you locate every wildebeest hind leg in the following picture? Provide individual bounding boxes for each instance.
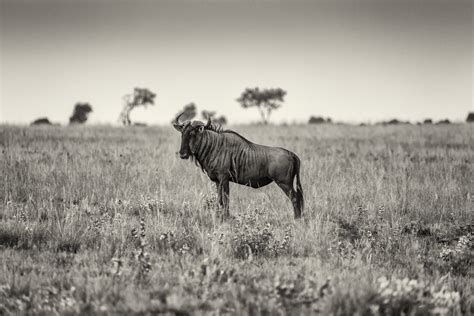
[276,182,301,218]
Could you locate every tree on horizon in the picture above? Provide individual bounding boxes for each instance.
[119,88,156,126]
[69,103,93,124]
[202,110,227,125]
[236,87,286,124]
[175,102,197,122]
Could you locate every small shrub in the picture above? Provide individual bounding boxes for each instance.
[327,240,356,260]
[55,223,84,253]
[274,274,332,312]
[309,116,331,124]
[31,117,53,125]
[333,206,381,245]
[56,239,81,253]
[131,218,152,282]
[466,112,474,122]
[54,253,75,269]
[0,223,49,250]
[335,217,362,243]
[0,225,21,248]
[438,234,472,276]
[138,197,166,214]
[402,221,432,237]
[195,257,237,285]
[157,229,197,255]
[329,206,412,265]
[230,210,292,259]
[372,276,461,315]
[201,191,219,211]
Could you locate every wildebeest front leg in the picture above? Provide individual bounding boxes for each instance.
[276,182,301,218]
[217,179,230,218]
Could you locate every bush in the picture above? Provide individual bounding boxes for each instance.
[230,210,292,259]
[309,116,332,124]
[467,112,474,122]
[0,222,49,250]
[437,234,472,276]
[30,117,53,126]
[0,225,21,248]
[157,229,199,255]
[69,103,92,124]
[372,276,461,315]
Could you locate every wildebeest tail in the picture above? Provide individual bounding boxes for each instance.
[292,153,304,216]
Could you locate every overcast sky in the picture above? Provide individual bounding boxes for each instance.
[0,0,472,125]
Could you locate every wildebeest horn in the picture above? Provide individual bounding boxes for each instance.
[173,112,186,132]
[205,117,212,128]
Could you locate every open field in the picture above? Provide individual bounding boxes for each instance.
[0,124,472,315]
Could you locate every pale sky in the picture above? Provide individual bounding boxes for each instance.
[0,0,472,125]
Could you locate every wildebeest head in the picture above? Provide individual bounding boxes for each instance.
[173,112,211,159]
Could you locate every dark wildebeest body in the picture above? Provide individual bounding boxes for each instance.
[173,113,304,218]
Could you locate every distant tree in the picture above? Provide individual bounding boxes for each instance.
[387,119,401,125]
[69,103,92,124]
[236,87,286,124]
[308,116,332,124]
[308,116,325,124]
[119,88,156,126]
[377,119,410,125]
[201,110,227,125]
[31,117,53,126]
[436,119,451,125]
[466,112,474,123]
[214,115,228,125]
[133,122,147,127]
[176,103,197,122]
[423,119,433,124]
[201,110,216,121]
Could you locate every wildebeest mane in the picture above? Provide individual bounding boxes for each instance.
[204,123,253,145]
[189,124,254,173]
[204,121,224,133]
[189,120,252,145]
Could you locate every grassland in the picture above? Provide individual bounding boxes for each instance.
[0,124,472,315]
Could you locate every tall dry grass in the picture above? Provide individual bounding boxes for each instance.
[0,124,472,315]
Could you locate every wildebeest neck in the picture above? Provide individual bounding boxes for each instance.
[191,130,252,175]
[192,130,223,172]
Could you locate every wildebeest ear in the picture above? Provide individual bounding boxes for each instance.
[198,126,205,133]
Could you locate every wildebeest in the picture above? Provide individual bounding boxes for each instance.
[173,112,304,218]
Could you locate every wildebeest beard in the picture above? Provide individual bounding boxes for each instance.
[189,152,203,171]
